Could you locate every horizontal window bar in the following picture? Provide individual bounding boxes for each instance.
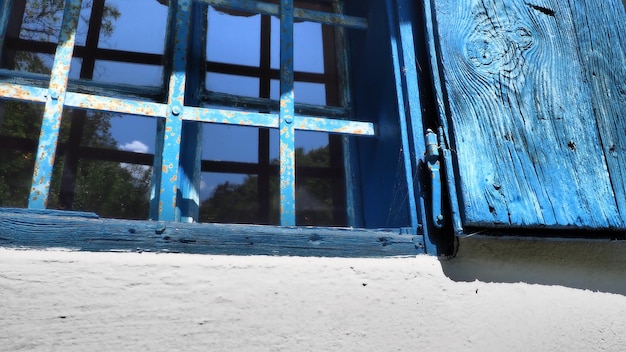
[0,84,374,135]
[202,0,368,29]
[64,92,166,117]
[183,106,375,135]
[0,81,47,103]
[294,116,375,135]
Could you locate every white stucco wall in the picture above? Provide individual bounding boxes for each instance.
[1,237,625,351]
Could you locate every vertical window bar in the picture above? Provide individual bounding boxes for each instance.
[151,1,179,221]
[0,0,11,60]
[279,0,296,226]
[157,0,192,221]
[28,0,82,209]
[178,1,207,223]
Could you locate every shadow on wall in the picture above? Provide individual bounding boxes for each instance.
[439,236,626,296]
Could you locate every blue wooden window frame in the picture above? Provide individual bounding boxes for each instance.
[0,0,439,256]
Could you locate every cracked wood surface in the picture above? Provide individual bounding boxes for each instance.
[430,0,626,229]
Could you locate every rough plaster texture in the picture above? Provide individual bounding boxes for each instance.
[1,237,625,351]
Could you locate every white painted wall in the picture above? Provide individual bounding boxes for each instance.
[1,237,625,351]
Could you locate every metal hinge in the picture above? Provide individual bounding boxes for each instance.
[425,129,444,228]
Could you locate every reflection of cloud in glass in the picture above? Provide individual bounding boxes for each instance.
[119,140,149,154]
[119,140,151,180]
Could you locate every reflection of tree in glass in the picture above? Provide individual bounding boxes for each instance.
[200,146,336,226]
[0,1,150,220]
[19,0,120,42]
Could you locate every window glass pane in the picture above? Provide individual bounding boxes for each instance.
[269,128,279,163]
[82,112,157,153]
[0,100,43,139]
[295,130,329,155]
[271,80,326,105]
[19,0,66,42]
[296,177,334,226]
[270,18,325,74]
[98,0,166,55]
[199,172,258,223]
[202,124,258,163]
[206,72,259,97]
[206,6,260,67]
[111,115,157,154]
[0,149,35,208]
[71,159,152,219]
[10,51,44,74]
[17,0,99,46]
[93,60,162,86]
[8,52,81,80]
[0,101,43,207]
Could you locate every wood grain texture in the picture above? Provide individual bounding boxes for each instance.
[0,208,424,257]
[431,0,626,229]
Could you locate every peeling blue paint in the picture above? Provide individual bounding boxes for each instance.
[279,0,296,226]
[28,0,82,209]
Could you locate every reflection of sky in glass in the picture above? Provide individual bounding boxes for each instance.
[98,0,168,54]
[271,18,324,73]
[202,124,258,163]
[108,114,157,153]
[93,60,163,86]
[207,7,260,66]
[270,80,326,105]
[206,73,259,97]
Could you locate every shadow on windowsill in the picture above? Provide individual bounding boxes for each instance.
[439,236,626,296]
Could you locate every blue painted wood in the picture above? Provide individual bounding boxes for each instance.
[28,0,82,209]
[569,1,626,226]
[346,0,412,229]
[385,0,420,232]
[439,128,463,235]
[422,0,464,235]
[0,208,425,257]
[201,0,368,29]
[427,0,626,230]
[279,0,296,226]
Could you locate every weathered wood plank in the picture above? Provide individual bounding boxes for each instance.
[431,0,626,229]
[569,0,626,224]
[0,208,424,257]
